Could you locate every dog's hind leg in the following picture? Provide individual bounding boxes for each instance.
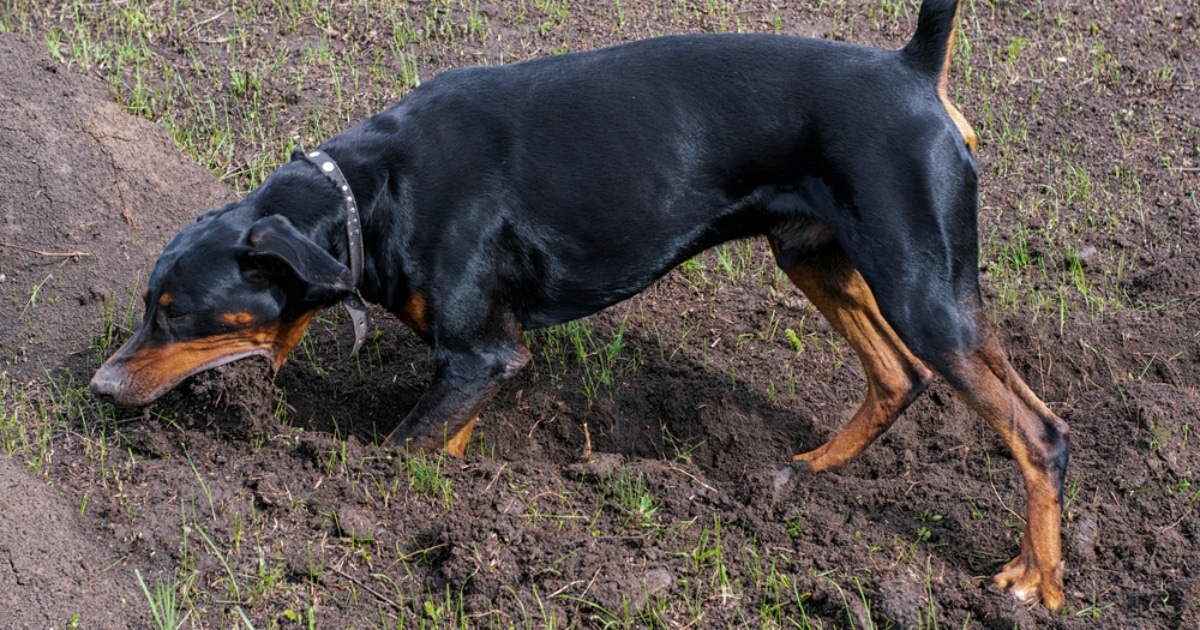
[925,322,1068,609]
[774,148,1067,606]
[829,200,1068,610]
[792,238,1068,608]
[774,243,934,471]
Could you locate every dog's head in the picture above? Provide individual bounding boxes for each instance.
[90,192,354,406]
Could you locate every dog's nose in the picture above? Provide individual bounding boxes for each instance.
[89,368,122,401]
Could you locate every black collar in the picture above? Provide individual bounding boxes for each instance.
[299,148,370,357]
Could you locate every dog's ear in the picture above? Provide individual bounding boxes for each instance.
[241,215,353,304]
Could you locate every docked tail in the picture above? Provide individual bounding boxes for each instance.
[902,0,962,76]
[903,0,977,151]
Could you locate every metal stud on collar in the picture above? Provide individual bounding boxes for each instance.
[298,146,370,358]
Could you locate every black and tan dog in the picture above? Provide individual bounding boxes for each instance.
[91,0,1068,609]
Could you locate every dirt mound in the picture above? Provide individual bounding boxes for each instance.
[0,34,233,381]
[0,34,231,627]
[0,454,146,629]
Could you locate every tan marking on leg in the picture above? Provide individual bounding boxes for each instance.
[779,253,932,471]
[443,417,476,458]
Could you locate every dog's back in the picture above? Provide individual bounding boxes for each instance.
[331,2,970,327]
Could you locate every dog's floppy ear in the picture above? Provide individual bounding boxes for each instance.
[241,214,353,304]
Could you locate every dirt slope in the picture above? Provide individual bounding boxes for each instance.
[0,454,145,629]
[0,34,233,381]
[0,34,230,629]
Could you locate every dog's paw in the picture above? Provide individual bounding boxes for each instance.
[993,554,1065,611]
[790,444,841,473]
[383,417,477,457]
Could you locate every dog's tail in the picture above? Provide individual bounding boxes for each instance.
[902,0,962,76]
[903,0,976,150]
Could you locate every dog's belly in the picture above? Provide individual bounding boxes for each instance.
[511,187,837,330]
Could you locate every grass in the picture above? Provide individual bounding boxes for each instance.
[1,0,1196,627]
[527,315,644,402]
[402,450,455,508]
[599,467,661,532]
[137,568,191,630]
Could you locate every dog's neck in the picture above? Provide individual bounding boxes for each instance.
[297,148,364,287]
[272,140,399,310]
[296,148,371,356]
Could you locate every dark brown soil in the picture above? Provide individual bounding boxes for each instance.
[1,0,1199,627]
[0,34,234,377]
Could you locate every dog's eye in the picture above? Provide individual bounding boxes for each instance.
[153,296,194,327]
[241,258,286,287]
[242,268,269,286]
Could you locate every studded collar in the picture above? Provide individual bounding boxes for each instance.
[299,148,370,357]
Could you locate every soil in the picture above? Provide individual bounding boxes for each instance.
[1,0,1199,628]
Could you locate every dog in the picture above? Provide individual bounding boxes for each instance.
[90,0,1068,609]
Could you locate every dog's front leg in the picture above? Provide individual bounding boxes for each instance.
[382,341,530,456]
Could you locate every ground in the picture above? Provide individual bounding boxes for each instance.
[0,0,1198,628]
